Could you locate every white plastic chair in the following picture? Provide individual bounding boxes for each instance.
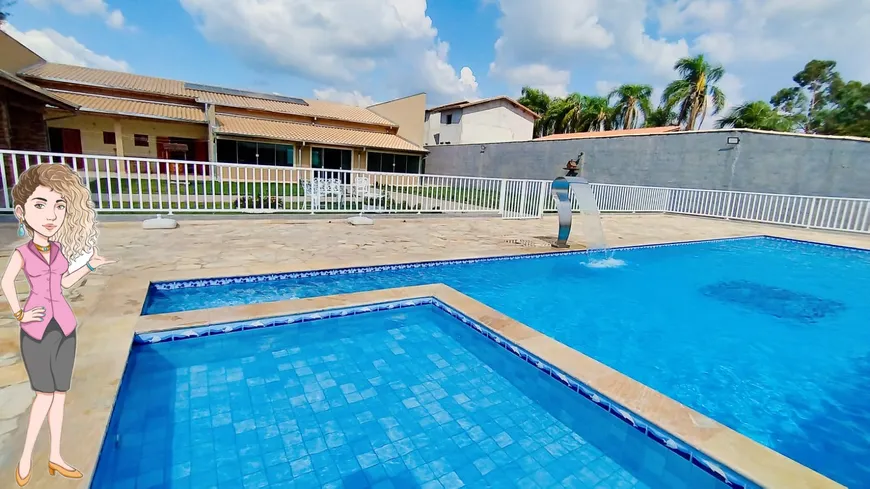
[353,176,385,199]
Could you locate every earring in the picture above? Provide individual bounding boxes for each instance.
[17,221,25,238]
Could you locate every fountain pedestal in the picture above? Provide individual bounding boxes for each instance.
[551,176,588,248]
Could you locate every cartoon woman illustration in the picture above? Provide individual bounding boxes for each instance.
[1,163,114,486]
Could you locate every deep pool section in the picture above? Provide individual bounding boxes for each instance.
[94,306,733,489]
[144,237,870,487]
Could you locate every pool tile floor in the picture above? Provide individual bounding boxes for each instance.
[96,305,725,489]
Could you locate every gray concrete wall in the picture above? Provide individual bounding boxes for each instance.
[423,129,870,198]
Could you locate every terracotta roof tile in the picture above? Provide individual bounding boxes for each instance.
[192,91,394,126]
[22,63,187,96]
[48,90,206,123]
[538,126,682,140]
[19,63,396,126]
[215,114,425,152]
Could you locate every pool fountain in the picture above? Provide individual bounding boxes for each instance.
[551,154,606,249]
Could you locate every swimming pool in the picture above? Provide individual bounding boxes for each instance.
[144,236,870,487]
[96,301,742,488]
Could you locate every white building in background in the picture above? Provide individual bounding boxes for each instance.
[424,96,539,145]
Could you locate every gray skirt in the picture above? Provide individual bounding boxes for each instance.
[20,319,77,393]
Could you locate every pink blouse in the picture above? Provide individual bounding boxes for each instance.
[17,241,76,340]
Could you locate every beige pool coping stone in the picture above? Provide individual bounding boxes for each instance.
[3,215,868,488]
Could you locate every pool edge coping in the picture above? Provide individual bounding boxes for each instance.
[142,235,770,299]
[129,284,843,489]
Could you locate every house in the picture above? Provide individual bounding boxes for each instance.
[0,29,427,179]
[0,31,78,151]
[424,96,539,146]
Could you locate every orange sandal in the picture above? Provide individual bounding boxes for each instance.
[15,465,30,487]
[48,461,82,479]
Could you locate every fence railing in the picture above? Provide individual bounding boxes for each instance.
[2,150,868,233]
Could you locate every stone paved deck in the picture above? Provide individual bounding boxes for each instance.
[0,213,868,487]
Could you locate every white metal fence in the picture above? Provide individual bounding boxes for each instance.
[2,150,868,234]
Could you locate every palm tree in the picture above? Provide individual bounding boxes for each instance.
[581,96,614,131]
[557,93,587,133]
[715,101,795,132]
[517,86,552,138]
[661,54,727,131]
[645,105,678,127]
[608,84,653,129]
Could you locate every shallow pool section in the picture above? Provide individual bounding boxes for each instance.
[95,301,743,489]
[144,236,870,487]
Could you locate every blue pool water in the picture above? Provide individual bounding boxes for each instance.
[143,237,870,487]
[95,306,731,488]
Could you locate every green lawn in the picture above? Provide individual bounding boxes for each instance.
[385,185,500,208]
[88,178,303,197]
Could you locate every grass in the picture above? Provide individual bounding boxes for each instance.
[384,185,500,208]
[88,195,433,212]
[88,178,304,197]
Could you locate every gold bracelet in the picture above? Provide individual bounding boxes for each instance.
[13,310,23,321]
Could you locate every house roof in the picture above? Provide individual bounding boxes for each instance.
[538,126,682,140]
[215,114,427,153]
[0,69,77,111]
[48,90,205,123]
[426,96,540,119]
[18,62,397,127]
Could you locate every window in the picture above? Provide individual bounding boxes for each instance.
[103,131,116,145]
[275,144,294,166]
[217,139,236,163]
[134,134,149,147]
[445,114,453,124]
[366,152,421,174]
[237,141,257,164]
[216,138,296,165]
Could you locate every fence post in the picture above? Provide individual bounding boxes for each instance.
[498,179,507,217]
[725,192,733,220]
[537,181,548,218]
[806,197,817,228]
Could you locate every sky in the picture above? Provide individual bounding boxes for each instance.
[3,0,870,122]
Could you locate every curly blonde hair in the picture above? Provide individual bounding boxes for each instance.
[12,164,98,260]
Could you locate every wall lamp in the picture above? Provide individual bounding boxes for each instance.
[727,136,740,145]
[480,144,486,153]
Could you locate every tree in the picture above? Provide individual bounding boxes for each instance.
[661,54,727,131]
[792,60,839,133]
[580,96,614,131]
[517,87,552,138]
[556,93,587,133]
[817,80,870,138]
[645,105,678,127]
[608,84,653,130]
[771,59,869,138]
[715,101,795,132]
[769,87,809,131]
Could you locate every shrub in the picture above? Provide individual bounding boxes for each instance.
[233,195,284,209]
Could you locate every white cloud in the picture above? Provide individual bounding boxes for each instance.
[419,41,479,101]
[488,0,690,93]
[700,72,744,129]
[490,63,570,98]
[179,0,477,104]
[664,0,870,80]
[26,0,127,29]
[313,88,376,107]
[595,80,618,97]
[1,23,130,72]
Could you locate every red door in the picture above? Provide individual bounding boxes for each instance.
[60,128,83,172]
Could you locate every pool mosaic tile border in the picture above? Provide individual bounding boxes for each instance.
[134,298,757,489]
[148,235,768,292]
